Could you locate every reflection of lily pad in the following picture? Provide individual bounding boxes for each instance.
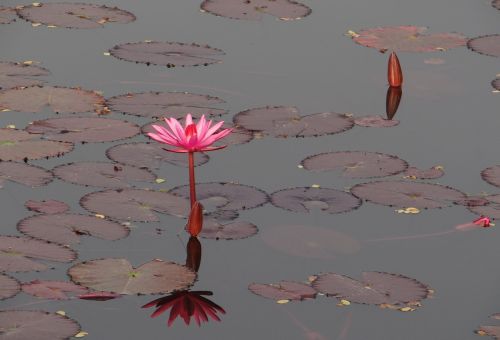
[109,41,225,67]
[233,106,354,138]
[271,187,361,214]
[200,220,258,240]
[469,195,500,219]
[18,213,130,245]
[69,258,196,295]
[467,34,500,58]
[351,181,465,209]
[0,274,20,300]
[404,166,444,179]
[0,61,49,90]
[481,165,500,188]
[354,115,399,127]
[302,151,408,179]
[0,161,53,187]
[0,235,76,272]
[248,281,316,301]
[0,7,16,24]
[22,280,88,300]
[25,199,70,214]
[200,0,311,21]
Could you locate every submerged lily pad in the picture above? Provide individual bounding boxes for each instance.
[351,181,465,209]
[469,195,500,219]
[467,34,500,57]
[233,106,354,138]
[312,272,431,306]
[0,161,53,187]
[0,7,16,24]
[17,213,130,245]
[0,86,105,113]
[0,235,76,272]
[354,115,399,127]
[80,188,190,221]
[69,258,196,295]
[22,280,88,300]
[248,281,316,301]
[0,274,20,300]
[302,151,408,179]
[0,61,50,90]
[200,220,258,240]
[109,41,225,67]
[481,165,500,188]
[200,0,311,21]
[25,199,70,214]
[404,166,444,179]
[353,26,467,52]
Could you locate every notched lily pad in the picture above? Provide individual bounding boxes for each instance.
[69,258,196,295]
[109,41,225,67]
[302,151,408,179]
[25,199,70,214]
[0,274,20,300]
[233,106,354,138]
[200,0,311,21]
[0,161,53,187]
[200,219,258,240]
[354,115,399,127]
[469,195,500,219]
[0,7,16,24]
[248,281,316,301]
[404,166,444,179]
[467,34,500,58]
[0,61,50,90]
[22,280,88,300]
[481,165,500,188]
[18,213,130,245]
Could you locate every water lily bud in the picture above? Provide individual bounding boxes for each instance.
[186,201,203,237]
[388,52,403,87]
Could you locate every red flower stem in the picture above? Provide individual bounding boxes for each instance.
[188,152,196,208]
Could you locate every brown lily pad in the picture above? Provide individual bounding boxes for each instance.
[354,115,399,127]
[469,195,500,219]
[17,213,130,245]
[353,26,467,52]
[494,0,500,9]
[200,0,311,21]
[26,117,139,143]
[0,161,53,187]
[248,281,316,301]
[17,2,136,29]
[0,86,105,114]
[481,165,500,188]
[468,34,500,58]
[0,310,80,340]
[302,151,408,179]
[0,235,76,272]
[404,166,444,179]
[233,106,354,138]
[0,7,16,24]
[477,314,500,339]
[0,274,20,300]
[22,280,88,300]
[200,220,258,240]
[492,78,500,91]
[454,196,490,207]
[69,258,196,295]
[109,41,225,67]
[0,61,50,90]
[25,199,70,214]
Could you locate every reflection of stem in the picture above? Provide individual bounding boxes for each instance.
[188,152,196,208]
[365,223,479,243]
[283,308,327,340]
[336,312,352,340]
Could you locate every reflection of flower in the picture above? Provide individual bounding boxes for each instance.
[142,290,226,326]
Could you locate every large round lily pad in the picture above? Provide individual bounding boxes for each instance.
[301,151,408,179]
[25,199,70,214]
[0,61,49,90]
[200,219,258,240]
[69,258,196,295]
[271,187,361,214]
[17,213,130,245]
[0,310,80,340]
[481,165,500,188]
[467,34,500,57]
[16,2,135,29]
[351,181,465,209]
[80,188,190,221]
[0,86,105,114]
[107,91,227,119]
[0,161,53,187]
[109,41,225,67]
[233,106,354,137]
[0,7,16,24]
[200,0,311,21]
[469,195,500,219]
[353,26,467,52]
[0,235,76,272]
[0,274,20,300]
[22,280,88,300]
[248,281,316,301]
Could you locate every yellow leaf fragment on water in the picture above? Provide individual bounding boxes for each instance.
[155,178,166,184]
[75,331,89,338]
[32,2,41,6]
[344,113,354,118]
[5,125,15,129]
[399,306,415,312]
[403,175,417,180]
[56,310,66,316]
[276,299,290,304]
[337,299,351,306]
[396,207,420,214]
[476,330,487,336]
[434,165,444,170]
[144,40,152,43]
[311,184,320,188]
[31,23,42,27]
[435,47,446,51]
[103,52,111,56]
[1,109,11,112]
[345,30,360,38]
[95,214,105,219]
[23,60,37,65]
[492,90,500,93]
[297,164,304,169]
[307,275,317,282]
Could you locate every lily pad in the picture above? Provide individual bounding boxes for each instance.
[454,196,490,207]
[404,166,444,179]
[248,281,316,301]
[25,199,70,214]
[0,310,80,340]
[200,0,311,21]
[0,274,20,300]
[0,161,53,187]
[109,41,225,67]
[80,188,190,221]
[0,7,16,24]
[0,129,73,161]
[17,213,130,245]
[69,258,196,295]
[0,86,105,114]
[477,326,500,339]
[467,34,500,58]
[354,115,399,127]
[469,195,500,219]
[0,61,50,90]
[262,225,360,259]
[301,151,408,178]
[351,180,465,209]
[22,280,88,300]
[312,272,431,306]
[107,91,227,119]
[233,106,354,138]
[492,78,500,91]
[494,0,500,9]
[106,142,210,169]
[200,220,258,240]
[0,235,76,272]
[353,26,467,52]
[481,165,500,188]
[26,117,139,143]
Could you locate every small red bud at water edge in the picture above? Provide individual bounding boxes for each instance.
[388,52,403,87]
[186,201,203,236]
[473,216,492,228]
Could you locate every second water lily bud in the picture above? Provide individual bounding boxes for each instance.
[186,201,203,237]
[388,52,403,87]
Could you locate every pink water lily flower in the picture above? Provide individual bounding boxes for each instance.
[148,114,232,153]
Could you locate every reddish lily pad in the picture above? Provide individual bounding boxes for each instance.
[312,272,431,305]
[0,7,16,24]
[17,2,135,29]
[0,274,20,300]
[78,291,122,301]
[404,166,444,179]
[69,258,196,295]
[0,235,76,272]
[262,225,360,259]
[0,86,105,114]
[351,180,465,209]
[481,165,500,188]
[170,182,269,211]
[454,196,490,207]
[22,280,88,300]
[353,26,467,52]
[17,213,130,245]
[467,34,500,58]
[200,220,258,240]
[354,115,399,127]
[109,41,225,67]
[0,310,80,340]
[248,281,316,301]
[107,91,227,119]
[25,199,70,214]
[233,106,354,138]
[200,0,311,21]
[80,188,190,221]
[0,161,53,187]
[0,61,50,90]
[301,151,408,179]
[469,195,500,219]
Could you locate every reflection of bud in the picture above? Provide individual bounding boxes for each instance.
[186,236,202,272]
[186,201,203,237]
[388,52,403,87]
[386,86,403,120]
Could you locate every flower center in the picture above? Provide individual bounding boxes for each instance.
[185,124,197,139]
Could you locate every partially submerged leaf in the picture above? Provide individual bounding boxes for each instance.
[0,274,20,300]
[200,219,258,240]
[467,34,500,58]
[0,61,49,90]
[22,280,88,300]
[25,199,70,214]
[481,165,500,188]
[0,7,16,24]
[354,115,399,127]
[248,281,316,301]
[0,161,53,187]
[78,291,122,301]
